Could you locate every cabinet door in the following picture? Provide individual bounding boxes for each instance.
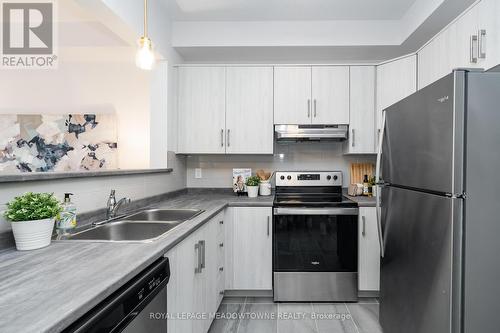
[358,207,380,291]
[418,28,454,90]
[345,66,375,154]
[477,0,500,70]
[226,67,274,154]
[452,4,480,70]
[376,55,417,144]
[177,67,226,154]
[172,232,199,333]
[232,207,273,290]
[274,67,312,124]
[311,66,350,124]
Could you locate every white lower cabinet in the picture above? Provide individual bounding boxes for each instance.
[358,207,380,292]
[225,207,273,290]
[166,212,225,333]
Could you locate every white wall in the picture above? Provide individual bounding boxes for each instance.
[0,59,151,169]
[186,143,376,188]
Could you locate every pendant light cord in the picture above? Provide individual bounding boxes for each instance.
[143,0,148,37]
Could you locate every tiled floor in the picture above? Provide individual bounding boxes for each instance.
[208,297,383,333]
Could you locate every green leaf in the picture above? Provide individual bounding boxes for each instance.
[3,192,62,222]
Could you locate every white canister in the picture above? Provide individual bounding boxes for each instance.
[247,186,259,198]
[10,218,55,251]
[259,181,272,196]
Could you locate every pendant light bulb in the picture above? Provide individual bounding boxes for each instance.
[136,36,155,70]
[136,0,155,70]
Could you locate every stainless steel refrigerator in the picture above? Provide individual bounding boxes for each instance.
[376,69,500,333]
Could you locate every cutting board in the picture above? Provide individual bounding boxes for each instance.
[350,163,375,184]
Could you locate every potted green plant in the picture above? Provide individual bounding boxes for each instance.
[4,192,61,251]
[245,176,260,198]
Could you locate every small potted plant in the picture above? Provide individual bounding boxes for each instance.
[245,176,260,198]
[4,192,61,251]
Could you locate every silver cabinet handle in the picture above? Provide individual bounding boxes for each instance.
[227,129,230,147]
[267,216,270,236]
[220,129,224,147]
[362,216,366,236]
[219,267,224,272]
[313,99,317,117]
[219,242,224,247]
[478,29,486,59]
[470,34,478,63]
[200,240,206,269]
[194,242,202,273]
[352,129,355,147]
[307,99,311,118]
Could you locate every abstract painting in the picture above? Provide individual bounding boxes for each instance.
[0,114,118,173]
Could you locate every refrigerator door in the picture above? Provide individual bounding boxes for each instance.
[381,71,465,194]
[462,71,500,333]
[379,185,462,333]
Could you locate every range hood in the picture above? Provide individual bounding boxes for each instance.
[275,125,348,141]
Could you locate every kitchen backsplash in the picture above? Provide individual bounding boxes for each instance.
[187,142,376,188]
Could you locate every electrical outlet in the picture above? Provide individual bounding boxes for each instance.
[195,168,202,179]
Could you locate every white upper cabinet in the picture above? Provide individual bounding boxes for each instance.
[274,66,312,124]
[274,66,350,125]
[226,67,274,154]
[177,67,226,154]
[418,27,454,89]
[418,0,500,89]
[376,55,417,136]
[345,66,376,154]
[311,66,350,124]
[476,0,500,70]
[451,3,480,71]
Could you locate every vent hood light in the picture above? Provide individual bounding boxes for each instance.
[275,124,349,141]
[136,0,155,70]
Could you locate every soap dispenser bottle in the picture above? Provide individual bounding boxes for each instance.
[57,193,77,235]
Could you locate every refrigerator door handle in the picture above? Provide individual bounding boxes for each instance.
[376,111,386,258]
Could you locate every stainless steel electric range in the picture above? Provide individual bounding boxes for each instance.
[273,171,359,302]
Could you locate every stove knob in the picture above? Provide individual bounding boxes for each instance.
[326,175,332,181]
[280,175,285,180]
[287,175,292,180]
[333,175,338,181]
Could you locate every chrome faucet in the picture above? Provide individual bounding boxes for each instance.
[106,190,131,220]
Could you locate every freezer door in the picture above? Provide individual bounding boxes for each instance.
[381,71,465,194]
[379,186,462,333]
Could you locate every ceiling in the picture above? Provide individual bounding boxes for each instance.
[167,0,419,21]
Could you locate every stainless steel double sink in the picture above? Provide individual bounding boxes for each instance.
[60,209,204,243]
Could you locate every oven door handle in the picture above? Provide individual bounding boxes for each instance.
[273,207,358,216]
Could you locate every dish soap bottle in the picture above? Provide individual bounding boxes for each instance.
[57,193,77,235]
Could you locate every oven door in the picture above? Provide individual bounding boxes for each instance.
[273,207,358,302]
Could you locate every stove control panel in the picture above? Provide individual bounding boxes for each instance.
[275,171,343,187]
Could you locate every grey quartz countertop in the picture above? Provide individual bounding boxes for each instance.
[0,192,274,333]
[344,194,377,207]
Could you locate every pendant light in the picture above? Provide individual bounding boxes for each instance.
[136,0,155,70]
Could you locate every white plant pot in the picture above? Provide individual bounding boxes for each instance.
[247,186,259,198]
[11,218,55,251]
